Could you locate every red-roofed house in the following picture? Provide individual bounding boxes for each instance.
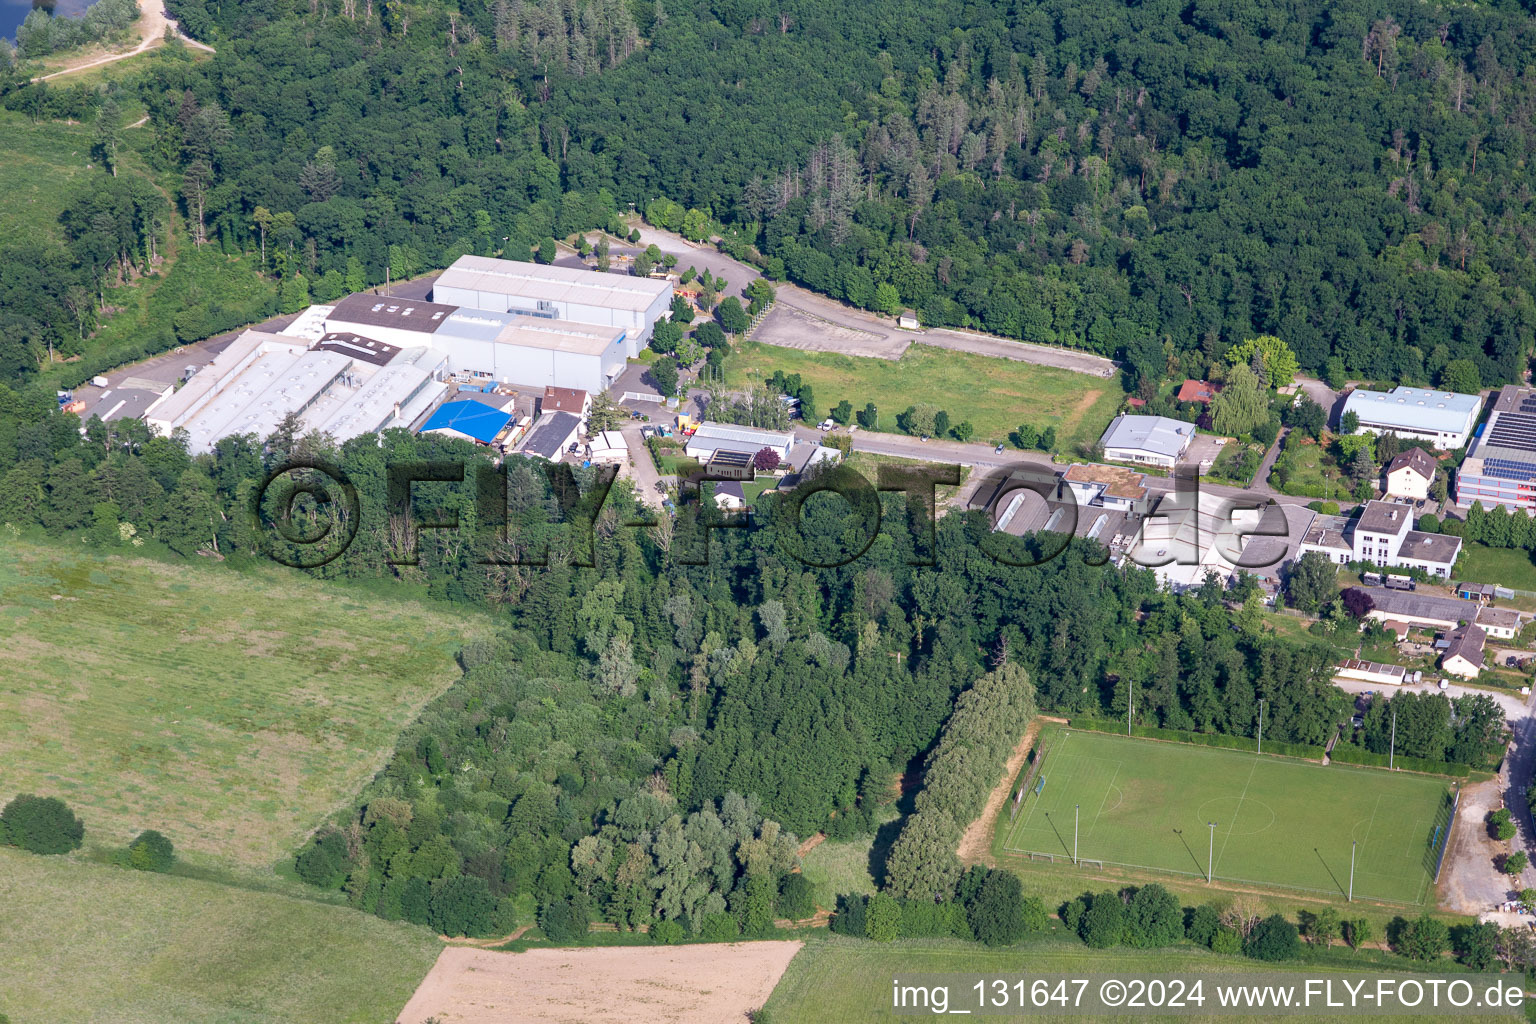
[1176,379,1221,404]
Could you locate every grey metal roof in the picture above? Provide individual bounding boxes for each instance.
[1362,589,1475,623]
[1342,386,1482,435]
[435,255,672,313]
[688,422,794,450]
[434,308,519,342]
[1100,414,1193,459]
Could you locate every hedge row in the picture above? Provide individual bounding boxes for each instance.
[1327,745,1477,778]
[1069,718,1327,761]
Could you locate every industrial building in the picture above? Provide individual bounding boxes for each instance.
[419,399,515,446]
[143,329,449,454]
[324,295,627,394]
[432,255,672,357]
[1341,386,1482,450]
[1456,386,1536,509]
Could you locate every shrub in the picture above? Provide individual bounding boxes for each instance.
[965,869,1027,946]
[1244,914,1300,961]
[294,829,350,889]
[1080,892,1124,949]
[1490,808,1517,842]
[430,875,500,937]
[830,893,866,936]
[865,892,901,942]
[1211,928,1243,955]
[125,829,175,872]
[1394,914,1450,961]
[650,919,685,944]
[699,912,740,942]
[1186,905,1221,948]
[537,897,588,942]
[0,794,84,855]
[778,873,817,921]
[1019,895,1049,934]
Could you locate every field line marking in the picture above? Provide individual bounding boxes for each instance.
[1086,762,1122,844]
[1012,729,1070,842]
[1214,756,1260,874]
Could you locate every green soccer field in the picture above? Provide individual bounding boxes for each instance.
[1001,728,1455,905]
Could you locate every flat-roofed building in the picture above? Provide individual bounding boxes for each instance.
[1456,386,1536,509]
[432,255,671,357]
[1342,386,1482,450]
[1336,659,1407,686]
[324,294,455,348]
[684,423,794,463]
[1060,464,1150,514]
[432,307,627,393]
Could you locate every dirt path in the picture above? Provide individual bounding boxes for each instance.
[441,925,534,947]
[956,715,1065,865]
[34,0,214,83]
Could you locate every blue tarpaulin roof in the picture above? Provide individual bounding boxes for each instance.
[420,399,512,443]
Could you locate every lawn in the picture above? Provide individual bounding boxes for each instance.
[1270,438,1352,500]
[725,340,1125,451]
[999,728,1452,905]
[1455,543,1536,593]
[0,847,440,1023]
[0,537,489,869]
[763,934,1511,1024]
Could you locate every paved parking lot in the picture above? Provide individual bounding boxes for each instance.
[751,303,911,360]
[1184,433,1229,471]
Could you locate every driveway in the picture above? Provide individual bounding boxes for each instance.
[618,422,665,509]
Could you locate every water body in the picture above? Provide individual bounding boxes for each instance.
[2,0,101,43]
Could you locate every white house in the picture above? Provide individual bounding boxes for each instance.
[1342,386,1482,450]
[1475,606,1522,641]
[1384,447,1437,500]
[1351,500,1461,577]
[1099,415,1194,468]
[1441,624,1486,678]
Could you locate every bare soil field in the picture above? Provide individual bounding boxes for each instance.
[396,941,803,1024]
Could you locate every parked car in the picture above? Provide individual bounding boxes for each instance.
[818,419,835,430]
[994,444,1004,454]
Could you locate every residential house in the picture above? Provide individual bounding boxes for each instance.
[1441,624,1487,678]
[1351,500,1461,577]
[1475,606,1522,641]
[1384,448,1437,501]
[1176,379,1221,405]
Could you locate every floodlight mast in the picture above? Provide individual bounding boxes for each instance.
[1349,840,1356,902]
[1257,698,1265,755]
[1207,821,1217,883]
[1074,804,1080,865]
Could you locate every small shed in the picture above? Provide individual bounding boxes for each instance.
[897,310,920,330]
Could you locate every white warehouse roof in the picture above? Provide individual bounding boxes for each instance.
[1100,415,1192,460]
[493,317,626,355]
[436,255,671,314]
[1342,386,1482,435]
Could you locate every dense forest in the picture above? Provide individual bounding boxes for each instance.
[7,0,1536,391]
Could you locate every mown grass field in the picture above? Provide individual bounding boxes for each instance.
[725,340,1125,451]
[0,847,440,1023]
[762,935,1511,1024]
[1456,543,1536,593]
[0,537,488,869]
[1001,728,1451,905]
